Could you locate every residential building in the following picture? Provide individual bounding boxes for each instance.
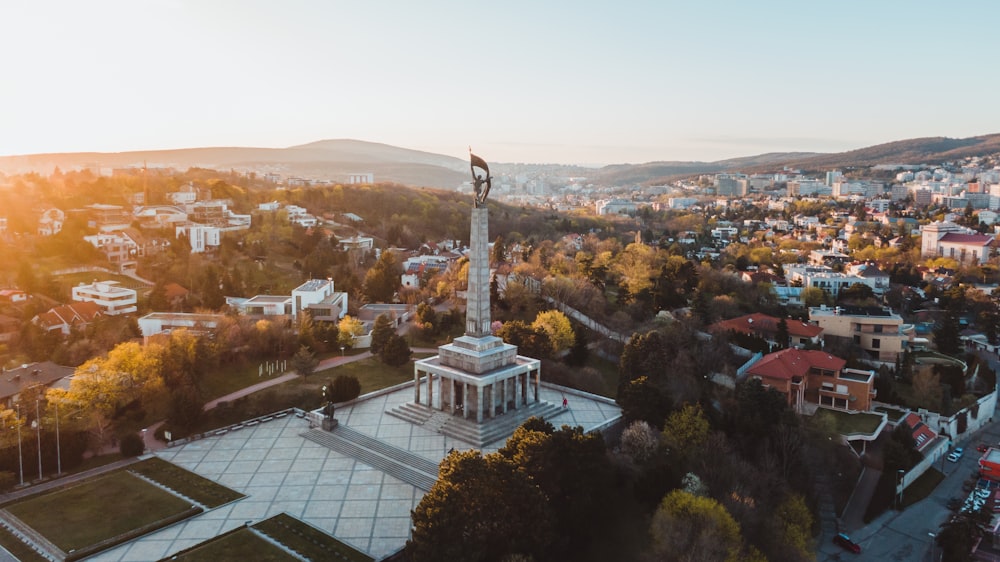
[920,221,995,264]
[292,279,348,321]
[85,203,131,232]
[348,173,374,184]
[138,312,224,339]
[0,289,28,303]
[710,313,823,348]
[84,231,141,265]
[809,305,914,362]
[37,208,65,236]
[71,280,138,316]
[899,412,937,453]
[226,295,292,317]
[0,362,74,409]
[339,236,374,252]
[176,223,221,253]
[785,265,884,298]
[401,256,450,289]
[595,198,637,215]
[744,347,876,412]
[33,302,103,335]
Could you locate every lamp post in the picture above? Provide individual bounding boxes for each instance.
[55,401,61,475]
[340,346,345,357]
[15,403,23,486]
[897,469,905,509]
[35,399,42,481]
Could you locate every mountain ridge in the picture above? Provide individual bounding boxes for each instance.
[2,134,998,188]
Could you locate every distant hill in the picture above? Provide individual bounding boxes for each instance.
[777,134,1000,170]
[0,139,469,188]
[2,134,998,188]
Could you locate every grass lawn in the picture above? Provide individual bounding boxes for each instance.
[819,408,885,436]
[0,527,49,562]
[313,354,434,395]
[129,457,244,508]
[169,528,299,562]
[254,513,374,562]
[874,405,907,423]
[5,472,194,552]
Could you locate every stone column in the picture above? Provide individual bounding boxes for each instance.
[475,385,483,423]
[428,372,434,409]
[465,207,492,337]
[414,370,421,404]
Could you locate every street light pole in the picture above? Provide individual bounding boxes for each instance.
[15,403,23,486]
[36,399,42,481]
[898,469,905,509]
[55,401,61,475]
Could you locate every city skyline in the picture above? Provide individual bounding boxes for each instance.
[2,0,999,165]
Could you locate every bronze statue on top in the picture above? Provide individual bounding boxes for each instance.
[469,150,491,208]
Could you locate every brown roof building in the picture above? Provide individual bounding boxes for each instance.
[710,313,823,348]
[744,348,876,413]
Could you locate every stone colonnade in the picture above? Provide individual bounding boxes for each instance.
[413,367,541,423]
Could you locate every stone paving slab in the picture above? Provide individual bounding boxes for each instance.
[93,382,620,561]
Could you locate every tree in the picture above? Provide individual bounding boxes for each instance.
[618,376,672,429]
[801,286,827,308]
[775,317,789,349]
[119,432,145,457]
[662,402,710,464]
[531,310,574,355]
[337,315,364,349]
[408,450,553,562]
[647,489,743,562]
[362,250,402,302]
[496,321,552,359]
[934,311,963,357]
[369,314,394,355]
[326,375,361,402]
[620,420,660,464]
[912,368,944,411]
[380,334,412,367]
[937,508,990,562]
[498,421,614,560]
[290,345,319,379]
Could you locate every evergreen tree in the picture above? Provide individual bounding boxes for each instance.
[290,345,319,379]
[369,314,394,355]
[381,334,412,367]
[933,311,962,357]
[776,317,790,349]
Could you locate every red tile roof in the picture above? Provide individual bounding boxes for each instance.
[34,302,103,331]
[938,233,993,246]
[710,313,823,339]
[746,348,845,381]
[901,412,937,452]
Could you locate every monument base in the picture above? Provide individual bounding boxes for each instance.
[322,418,339,431]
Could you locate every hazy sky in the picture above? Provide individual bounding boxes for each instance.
[2,0,998,165]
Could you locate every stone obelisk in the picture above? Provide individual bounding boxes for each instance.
[402,152,547,442]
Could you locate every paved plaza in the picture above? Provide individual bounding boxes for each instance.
[92,382,622,561]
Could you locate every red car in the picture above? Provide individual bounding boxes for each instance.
[978,443,989,453]
[833,533,861,554]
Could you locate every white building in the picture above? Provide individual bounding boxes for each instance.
[348,173,374,184]
[785,265,886,298]
[138,312,224,338]
[71,280,137,316]
[176,224,221,253]
[595,198,638,215]
[921,221,995,264]
[292,279,348,321]
[37,208,65,236]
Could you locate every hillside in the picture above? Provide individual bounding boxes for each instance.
[3,134,999,189]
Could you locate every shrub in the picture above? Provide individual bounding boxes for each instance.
[120,432,145,457]
[328,375,362,403]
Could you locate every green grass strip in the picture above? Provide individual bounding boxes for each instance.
[129,457,244,508]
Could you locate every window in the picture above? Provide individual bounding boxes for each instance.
[872,338,881,349]
[874,325,883,334]
[854,335,861,345]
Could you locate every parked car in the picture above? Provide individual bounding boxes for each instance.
[948,451,962,463]
[955,447,964,456]
[978,443,989,453]
[833,533,862,554]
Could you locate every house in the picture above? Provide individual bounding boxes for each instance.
[291,279,348,321]
[84,231,141,265]
[163,283,190,309]
[37,208,65,236]
[32,302,103,335]
[899,412,937,453]
[176,223,221,253]
[85,203,131,232]
[710,313,823,348]
[0,362,74,409]
[809,305,914,362]
[226,295,292,317]
[921,221,995,264]
[785,265,884,299]
[744,348,876,413]
[844,262,891,296]
[138,312,224,339]
[0,289,28,303]
[71,280,138,316]
[401,256,450,289]
[339,236,374,252]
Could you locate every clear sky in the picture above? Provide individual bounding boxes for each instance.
[2,0,998,165]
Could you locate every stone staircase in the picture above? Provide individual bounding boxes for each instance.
[302,428,438,491]
[387,400,568,448]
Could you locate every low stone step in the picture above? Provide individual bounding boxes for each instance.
[302,429,437,491]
